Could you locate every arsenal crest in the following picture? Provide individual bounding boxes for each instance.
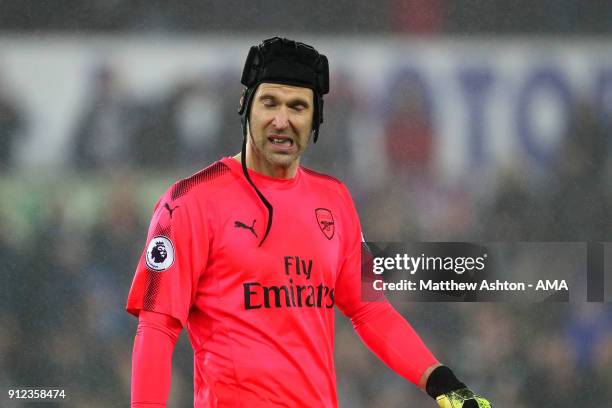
[315,208,335,240]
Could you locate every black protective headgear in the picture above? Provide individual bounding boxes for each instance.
[238,36,329,143]
[237,37,329,247]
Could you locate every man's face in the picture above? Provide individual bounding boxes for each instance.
[247,83,314,170]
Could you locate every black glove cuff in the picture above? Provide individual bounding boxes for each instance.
[425,366,466,399]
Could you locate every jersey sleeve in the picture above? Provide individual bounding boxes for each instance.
[334,184,438,385]
[334,183,383,318]
[126,186,209,327]
[131,311,182,407]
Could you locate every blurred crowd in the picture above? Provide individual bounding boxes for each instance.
[1,0,612,35]
[1,53,612,407]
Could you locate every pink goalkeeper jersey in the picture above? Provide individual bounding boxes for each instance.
[127,157,371,407]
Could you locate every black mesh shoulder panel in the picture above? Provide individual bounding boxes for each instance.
[171,162,230,200]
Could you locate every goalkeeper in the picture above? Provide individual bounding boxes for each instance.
[126,36,492,407]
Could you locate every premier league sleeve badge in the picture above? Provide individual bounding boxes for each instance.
[145,235,175,271]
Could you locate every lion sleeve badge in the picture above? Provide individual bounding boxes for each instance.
[145,236,175,271]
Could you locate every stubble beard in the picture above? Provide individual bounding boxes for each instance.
[264,144,300,168]
[249,129,306,170]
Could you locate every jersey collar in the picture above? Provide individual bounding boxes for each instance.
[222,157,302,190]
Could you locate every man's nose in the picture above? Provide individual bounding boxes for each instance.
[271,108,289,129]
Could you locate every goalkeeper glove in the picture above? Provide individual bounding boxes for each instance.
[425,366,492,408]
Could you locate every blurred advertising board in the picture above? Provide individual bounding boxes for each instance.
[1,36,610,181]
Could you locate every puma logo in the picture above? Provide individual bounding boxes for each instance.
[163,203,179,218]
[234,219,258,238]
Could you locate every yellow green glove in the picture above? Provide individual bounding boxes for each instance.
[436,387,492,408]
[426,366,493,408]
